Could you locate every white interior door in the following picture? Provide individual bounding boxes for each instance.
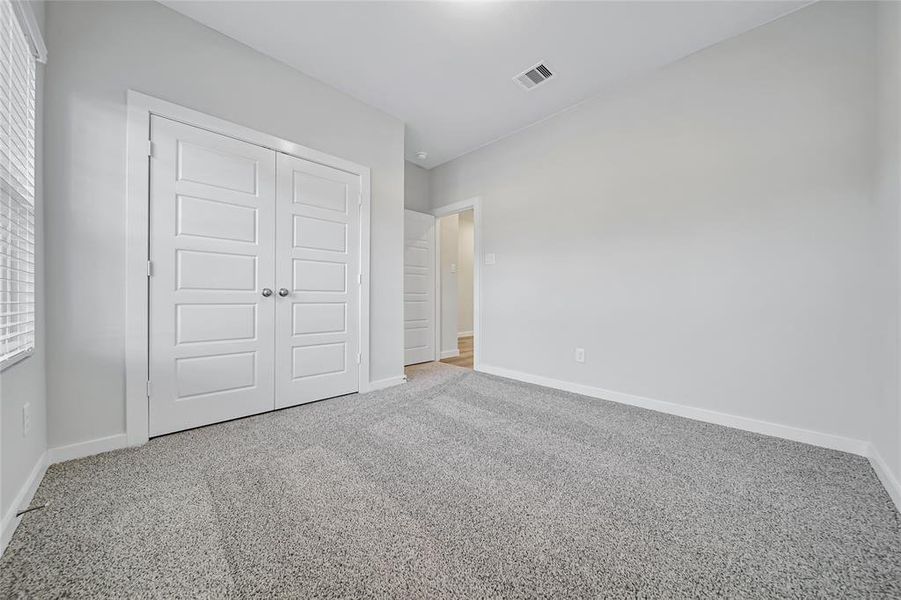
[404,209,436,365]
[148,116,276,436]
[275,153,361,408]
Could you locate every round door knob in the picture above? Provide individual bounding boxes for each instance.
[278,288,290,297]
[261,288,273,297]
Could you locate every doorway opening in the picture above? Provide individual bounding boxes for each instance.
[437,209,474,370]
[402,197,480,372]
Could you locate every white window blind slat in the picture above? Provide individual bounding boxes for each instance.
[0,0,35,368]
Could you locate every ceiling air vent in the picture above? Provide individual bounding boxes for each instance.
[514,62,554,90]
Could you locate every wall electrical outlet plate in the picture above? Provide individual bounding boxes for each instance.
[575,348,585,363]
[485,253,496,265]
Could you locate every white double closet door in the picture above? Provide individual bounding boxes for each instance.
[148,116,361,436]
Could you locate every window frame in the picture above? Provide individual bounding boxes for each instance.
[0,0,45,372]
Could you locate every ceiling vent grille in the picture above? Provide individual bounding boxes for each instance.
[514,62,554,90]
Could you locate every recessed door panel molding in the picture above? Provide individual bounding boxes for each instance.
[293,303,346,335]
[177,195,258,243]
[404,244,430,268]
[404,271,430,295]
[292,343,346,379]
[292,170,348,214]
[293,259,347,293]
[293,214,347,253]
[176,351,257,398]
[176,249,257,291]
[404,300,430,322]
[149,116,276,436]
[176,303,257,345]
[404,210,436,365]
[276,152,361,408]
[177,140,259,194]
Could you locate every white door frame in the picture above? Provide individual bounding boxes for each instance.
[125,90,372,446]
[432,197,482,370]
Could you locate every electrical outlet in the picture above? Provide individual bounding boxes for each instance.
[575,348,585,363]
[485,253,496,265]
[22,402,31,436]
[450,263,457,273]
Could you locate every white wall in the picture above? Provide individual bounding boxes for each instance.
[874,0,901,486]
[439,214,459,356]
[1,0,46,532]
[430,2,884,447]
[457,210,474,335]
[404,160,431,213]
[43,1,405,449]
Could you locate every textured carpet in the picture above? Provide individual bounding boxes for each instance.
[2,362,900,599]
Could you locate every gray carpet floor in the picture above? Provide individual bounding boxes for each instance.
[2,362,900,599]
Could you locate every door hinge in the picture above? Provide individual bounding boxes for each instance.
[358,194,362,207]
[147,260,153,277]
[356,352,361,364]
[146,380,151,397]
[358,272,362,285]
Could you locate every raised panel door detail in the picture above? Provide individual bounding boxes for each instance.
[177,195,257,243]
[293,303,346,335]
[178,141,258,194]
[292,343,345,379]
[293,259,346,292]
[404,245,430,268]
[404,300,430,321]
[177,250,257,291]
[176,351,256,398]
[404,327,431,350]
[176,304,256,344]
[293,215,347,253]
[292,171,347,213]
[404,272,430,295]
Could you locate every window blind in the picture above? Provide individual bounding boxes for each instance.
[0,0,36,368]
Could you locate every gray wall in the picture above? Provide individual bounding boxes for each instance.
[874,0,901,483]
[404,161,431,213]
[43,1,405,449]
[430,2,885,448]
[1,0,46,522]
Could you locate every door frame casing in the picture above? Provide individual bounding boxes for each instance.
[432,197,482,370]
[125,90,372,446]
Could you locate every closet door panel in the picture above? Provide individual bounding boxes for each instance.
[275,153,361,407]
[148,116,276,436]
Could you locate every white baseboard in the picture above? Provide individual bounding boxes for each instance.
[457,331,473,338]
[1,451,48,557]
[477,364,870,457]
[866,444,901,512]
[440,349,460,359]
[47,433,129,464]
[366,375,406,392]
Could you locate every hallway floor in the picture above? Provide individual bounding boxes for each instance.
[440,335,473,369]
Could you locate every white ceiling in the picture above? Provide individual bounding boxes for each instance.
[161,1,809,169]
